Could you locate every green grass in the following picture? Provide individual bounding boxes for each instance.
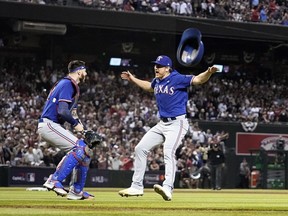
[0,187,288,216]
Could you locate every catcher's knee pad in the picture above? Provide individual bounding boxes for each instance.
[77,139,93,157]
[77,139,86,148]
[177,28,204,67]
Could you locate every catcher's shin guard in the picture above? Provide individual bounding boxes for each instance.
[71,157,91,193]
[52,146,87,182]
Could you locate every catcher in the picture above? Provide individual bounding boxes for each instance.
[43,131,102,200]
[38,60,102,199]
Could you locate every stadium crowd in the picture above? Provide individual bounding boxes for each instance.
[0,60,287,188]
[7,0,288,25]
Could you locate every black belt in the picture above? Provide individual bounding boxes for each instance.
[161,117,177,122]
[160,117,177,122]
[160,115,187,123]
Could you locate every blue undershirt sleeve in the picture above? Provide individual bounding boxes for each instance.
[58,101,78,127]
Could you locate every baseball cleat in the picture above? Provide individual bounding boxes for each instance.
[153,184,172,201]
[43,175,68,196]
[53,186,68,197]
[43,175,54,190]
[67,188,95,200]
[118,187,143,197]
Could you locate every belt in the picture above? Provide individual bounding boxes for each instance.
[161,117,176,122]
[160,114,187,123]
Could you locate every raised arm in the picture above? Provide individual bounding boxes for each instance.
[192,66,218,85]
[121,71,154,92]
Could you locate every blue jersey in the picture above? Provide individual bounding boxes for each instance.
[41,77,79,124]
[151,70,194,118]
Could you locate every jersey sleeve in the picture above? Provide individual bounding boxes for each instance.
[177,74,194,88]
[58,82,74,103]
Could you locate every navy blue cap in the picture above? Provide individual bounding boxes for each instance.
[151,55,172,67]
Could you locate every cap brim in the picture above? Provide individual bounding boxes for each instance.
[151,61,171,67]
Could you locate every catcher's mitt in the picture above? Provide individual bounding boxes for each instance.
[84,130,103,149]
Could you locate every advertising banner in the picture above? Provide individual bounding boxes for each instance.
[5,167,166,188]
[236,132,288,155]
[9,167,55,186]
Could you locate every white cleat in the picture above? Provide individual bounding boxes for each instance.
[118,187,144,197]
[67,187,94,200]
[53,187,68,197]
[153,184,172,201]
[43,175,67,197]
[43,175,54,190]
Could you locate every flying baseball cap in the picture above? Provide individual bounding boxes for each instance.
[176,28,204,67]
[151,55,172,67]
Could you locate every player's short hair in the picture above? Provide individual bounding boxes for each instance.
[68,60,86,73]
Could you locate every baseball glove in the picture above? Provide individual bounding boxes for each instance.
[84,130,103,149]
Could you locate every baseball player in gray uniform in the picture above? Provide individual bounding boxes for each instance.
[118,55,217,201]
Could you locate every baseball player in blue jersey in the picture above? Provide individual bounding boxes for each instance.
[118,55,218,201]
[38,60,95,200]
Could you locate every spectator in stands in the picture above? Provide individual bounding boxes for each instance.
[251,0,259,8]
[123,153,135,170]
[280,12,288,25]
[1,140,13,165]
[207,0,215,17]
[259,5,268,22]
[179,0,188,15]
[179,167,193,188]
[0,143,5,164]
[108,152,122,170]
[23,146,38,166]
[33,143,44,165]
[123,0,135,11]
[251,6,260,22]
[171,0,180,14]
[149,159,160,170]
[97,153,108,169]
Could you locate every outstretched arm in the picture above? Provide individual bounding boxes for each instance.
[121,71,153,92]
[192,66,218,85]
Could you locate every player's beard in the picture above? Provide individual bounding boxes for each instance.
[79,73,86,83]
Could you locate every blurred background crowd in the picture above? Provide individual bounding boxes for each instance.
[0,60,287,181]
[9,0,288,25]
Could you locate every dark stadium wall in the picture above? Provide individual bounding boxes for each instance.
[1,1,288,42]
